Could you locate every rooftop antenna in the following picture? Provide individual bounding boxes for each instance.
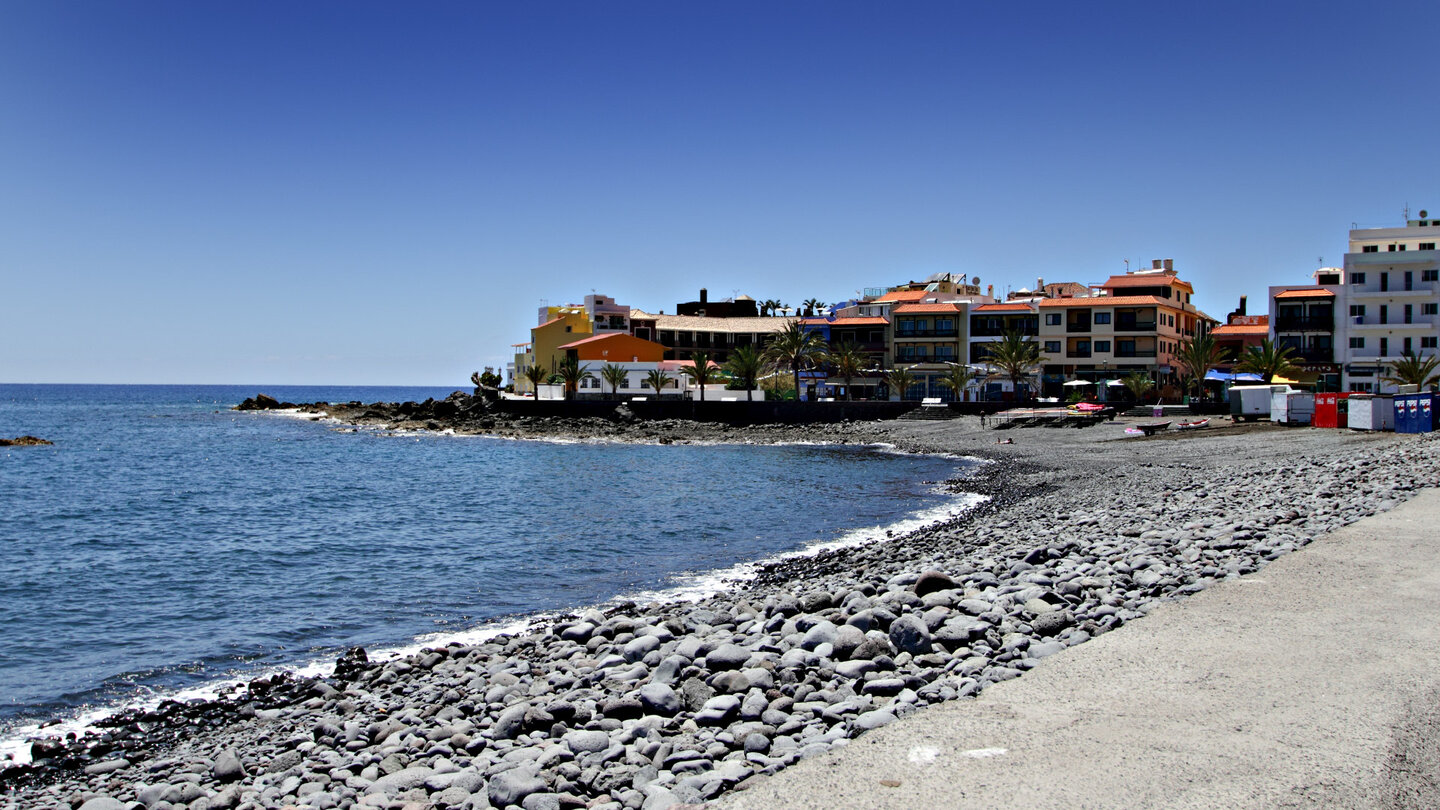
[1124,258,1130,272]
[1317,256,1324,267]
[1404,202,1410,221]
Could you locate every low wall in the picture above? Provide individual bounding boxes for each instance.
[494,399,919,424]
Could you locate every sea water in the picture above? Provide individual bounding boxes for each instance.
[0,384,981,752]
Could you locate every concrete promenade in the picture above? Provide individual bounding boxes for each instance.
[721,489,1440,810]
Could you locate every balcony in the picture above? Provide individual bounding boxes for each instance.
[894,328,958,338]
[1114,321,1158,332]
[1066,323,1091,333]
[1274,316,1334,332]
[1114,350,1158,358]
[1066,350,1092,359]
[1348,286,1436,298]
[970,326,1037,337]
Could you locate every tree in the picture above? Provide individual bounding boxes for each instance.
[826,342,870,401]
[522,363,549,398]
[644,368,674,398]
[984,329,1047,398]
[724,345,765,401]
[761,298,783,317]
[763,321,828,401]
[1121,371,1154,402]
[936,363,975,402]
[802,298,825,317]
[554,355,593,400]
[681,352,722,402]
[599,363,629,398]
[1383,352,1440,391]
[884,366,918,401]
[1235,338,1299,383]
[1175,334,1230,398]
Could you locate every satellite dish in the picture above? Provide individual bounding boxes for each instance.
[1422,209,1430,219]
[970,276,980,285]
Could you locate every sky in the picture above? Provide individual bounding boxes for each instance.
[2,1,1437,385]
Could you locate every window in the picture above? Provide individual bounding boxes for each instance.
[934,345,955,359]
[1044,340,1061,352]
[1350,305,1366,317]
[1425,270,1439,282]
[1351,272,1367,284]
[935,318,954,332]
[1094,340,1111,352]
[1380,337,1389,356]
[1093,312,1111,324]
[1404,337,1413,355]
[1381,305,1389,324]
[1405,304,1413,323]
[1407,271,1414,291]
[1350,337,1365,349]
[1424,337,1438,349]
[1045,313,1062,326]
[1421,243,1437,251]
[1363,245,1379,253]
[1425,304,1438,316]
[1389,244,1399,252]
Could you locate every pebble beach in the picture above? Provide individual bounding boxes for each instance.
[7,408,1437,810]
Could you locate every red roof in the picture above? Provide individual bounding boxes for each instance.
[873,290,930,303]
[1211,324,1270,336]
[828,316,889,326]
[1038,295,1171,308]
[1101,274,1194,292]
[892,303,965,314]
[973,303,1035,313]
[1275,289,1335,299]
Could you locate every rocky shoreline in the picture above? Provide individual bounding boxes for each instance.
[6,404,1436,810]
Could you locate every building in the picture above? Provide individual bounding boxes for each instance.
[558,332,671,398]
[969,302,1039,400]
[1340,214,1440,392]
[628,310,790,365]
[1267,269,1344,391]
[675,288,760,319]
[515,305,593,394]
[891,302,968,400]
[1036,260,1208,398]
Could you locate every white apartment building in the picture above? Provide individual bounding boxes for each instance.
[1340,213,1440,392]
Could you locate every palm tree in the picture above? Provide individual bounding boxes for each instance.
[802,298,825,317]
[1235,338,1299,383]
[724,345,765,401]
[984,329,1047,399]
[826,342,869,401]
[884,366,918,402]
[761,298,783,317]
[936,363,975,403]
[1121,371,1154,403]
[1175,334,1230,399]
[522,363,549,398]
[763,321,828,401]
[1383,352,1440,391]
[554,355,593,400]
[599,363,629,398]
[681,352,722,402]
[644,368,674,398]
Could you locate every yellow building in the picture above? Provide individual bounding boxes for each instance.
[515,306,593,394]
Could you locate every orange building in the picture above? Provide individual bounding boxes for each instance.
[558,332,666,363]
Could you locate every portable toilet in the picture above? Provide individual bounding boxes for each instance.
[1395,393,1437,434]
[1348,394,1395,431]
[1394,395,1412,433]
[1421,394,1438,433]
[1314,393,1337,428]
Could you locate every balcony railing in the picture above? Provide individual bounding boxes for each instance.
[1066,322,1091,333]
[1067,350,1092,359]
[894,328,958,338]
[1114,321,1159,332]
[970,326,1037,337]
[1114,350,1158,358]
[1275,317,1334,331]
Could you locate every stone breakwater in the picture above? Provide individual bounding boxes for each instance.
[6,427,1437,810]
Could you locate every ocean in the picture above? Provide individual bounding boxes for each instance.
[0,384,981,757]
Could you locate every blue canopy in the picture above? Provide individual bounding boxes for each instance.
[1204,370,1264,383]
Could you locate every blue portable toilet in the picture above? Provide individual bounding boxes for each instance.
[1418,393,1438,433]
[1395,395,1413,433]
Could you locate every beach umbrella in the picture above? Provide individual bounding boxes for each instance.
[1062,379,1093,387]
[1106,379,1126,386]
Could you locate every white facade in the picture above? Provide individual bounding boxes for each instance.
[1339,216,1440,392]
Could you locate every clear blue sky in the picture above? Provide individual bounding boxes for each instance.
[2,1,1436,385]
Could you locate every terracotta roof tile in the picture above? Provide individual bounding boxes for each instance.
[873,290,930,303]
[1038,295,1170,308]
[1210,324,1270,336]
[892,303,965,314]
[1101,274,1195,291]
[973,303,1036,312]
[1275,289,1336,299]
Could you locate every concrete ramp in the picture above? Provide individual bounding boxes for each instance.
[722,490,1440,810]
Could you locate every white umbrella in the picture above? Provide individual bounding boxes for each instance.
[1106,379,1126,386]
[1062,379,1093,387]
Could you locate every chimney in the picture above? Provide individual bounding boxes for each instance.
[1163,258,1174,272]
[1238,295,1247,315]
[987,284,994,298]
[1152,259,1163,270]
[700,288,708,304]
[1037,277,1044,291]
